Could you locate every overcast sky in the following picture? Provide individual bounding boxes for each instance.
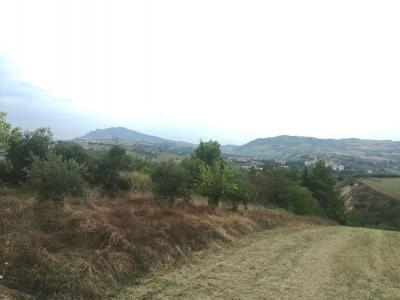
[0,0,399,144]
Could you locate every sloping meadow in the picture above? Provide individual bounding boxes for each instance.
[0,189,333,299]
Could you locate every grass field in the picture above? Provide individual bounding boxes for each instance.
[361,178,400,200]
[119,226,400,300]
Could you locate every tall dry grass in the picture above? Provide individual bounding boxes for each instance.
[0,189,333,299]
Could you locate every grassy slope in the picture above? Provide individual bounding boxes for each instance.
[361,178,400,200]
[0,189,330,299]
[119,226,400,300]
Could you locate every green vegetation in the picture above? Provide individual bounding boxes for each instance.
[6,128,53,183]
[302,161,345,222]
[251,162,320,216]
[94,145,133,196]
[27,153,88,201]
[232,135,400,175]
[341,179,400,230]
[151,160,189,204]
[0,112,345,218]
[2,111,400,299]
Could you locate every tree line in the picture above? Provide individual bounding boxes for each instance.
[151,140,345,222]
[0,112,345,222]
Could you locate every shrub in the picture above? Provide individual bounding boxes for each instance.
[151,160,189,204]
[94,146,133,196]
[27,153,87,201]
[7,128,53,183]
[250,164,321,215]
[284,185,321,215]
[197,161,226,206]
[194,140,221,166]
[54,142,91,165]
[221,163,254,211]
[0,159,10,186]
[302,161,345,221]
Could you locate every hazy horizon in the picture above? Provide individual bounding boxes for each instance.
[1,0,399,144]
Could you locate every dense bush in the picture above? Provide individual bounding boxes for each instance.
[197,161,226,206]
[181,155,202,190]
[27,153,87,201]
[284,185,321,215]
[54,142,91,165]
[302,161,345,222]
[194,140,221,166]
[0,159,10,186]
[94,145,133,196]
[7,128,53,183]
[151,160,189,204]
[250,162,321,215]
[221,163,254,210]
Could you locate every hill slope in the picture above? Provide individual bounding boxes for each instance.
[77,127,196,155]
[80,127,170,143]
[341,179,400,229]
[234,135,400,161]
[119,226,400,299]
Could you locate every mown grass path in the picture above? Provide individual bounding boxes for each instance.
[119,226,400,299]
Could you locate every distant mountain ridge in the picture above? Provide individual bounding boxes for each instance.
[80,127,167,143]
[77,127,197,155]
[77,129,400,170]
[233,135,400,162]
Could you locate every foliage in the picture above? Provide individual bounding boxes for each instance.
[197,160,226,206]
[54,142,91,165]
[251,165,320,215]
[55,142,97,183]
[221,163,255,210]
[0,159,10,186]
[302,161,345,221]
[196,161,253,209]
[94,145,133,196]
[194,140,221,166]
[0,112,22,148]
[27,153,87,201]
[151,160,189,204]
[6,128,53,182]
[284,185,321,215]
[132,157,154,173]
[181,155,202,190]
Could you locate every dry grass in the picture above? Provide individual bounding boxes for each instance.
[119,226,400,300]
[0,189,332,299]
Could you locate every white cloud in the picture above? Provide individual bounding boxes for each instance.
[0,0,399,144]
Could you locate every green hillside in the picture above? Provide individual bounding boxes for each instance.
[361,178,400,200]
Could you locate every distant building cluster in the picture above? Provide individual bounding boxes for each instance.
[305,159,345,172]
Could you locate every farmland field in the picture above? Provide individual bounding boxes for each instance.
[361,178,400,200]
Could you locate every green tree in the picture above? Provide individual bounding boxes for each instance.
[94,145,132,196]
[0,112,22,148]
[222,163,254,210]
[151,160,189,204]
[7,128,53,182]
[194,140,221,166]
[250,163,320,215]
[55,142,96,183]
[284,185,321,215]
[54,142,91,165]
[27,153,87,202]
[181,155,202,190]
[197,160,226,206]
[302,161,345,221]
